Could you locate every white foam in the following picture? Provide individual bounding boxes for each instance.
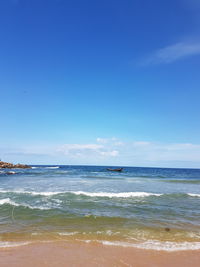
[6,190,200,199]
[0,197,52,210]
[0,190,61,196]
[95,230,118,236]
[0,241,30,248]
[23,204,51,210]
[188,193,200,198]
[0,198,19,206]
[31,166,59,169]
[0,190,162,198]
[100,240,200,251]
[73,191,162,198]
[58,232,79,236]
[31,233,42,236]
[28,191,61,196]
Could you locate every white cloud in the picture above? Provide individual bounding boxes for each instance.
[133,141,152,147]
[96,137,118,143]
[56,142,119,159]
[57,143,103,157]
[2,139,200,168]
[99,150,119,157]
[123,141,200,163]
[55,140,200,166]
[59,144,103,151]
[96,138,109,144]
[97,137,124,147]
[164,143,200,151]
[144,41,200,65]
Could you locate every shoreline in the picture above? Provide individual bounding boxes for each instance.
[0,240,200,267]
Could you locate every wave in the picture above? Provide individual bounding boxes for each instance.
[100,240,200,251]
[72,191,162,198]
[0,189,162,198]
[0,190,61,196]
[58,232,79,236]
[0,198,19,206]
[31,166,60,169]
[188,193,200,198]
[0,241,30,248]
[23,191,61,196]
[1,239,200,251]
[0,197,51,210]
[1,238,200,251]
[0,171,17,175]
[1,190,200,199]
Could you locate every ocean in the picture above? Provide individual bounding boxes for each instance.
[0,165,200,251]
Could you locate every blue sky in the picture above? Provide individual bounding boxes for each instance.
[1,0,200,167]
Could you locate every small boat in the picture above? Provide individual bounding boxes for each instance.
[106,168,123,172]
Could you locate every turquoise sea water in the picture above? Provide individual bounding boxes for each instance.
[0,165,200,250]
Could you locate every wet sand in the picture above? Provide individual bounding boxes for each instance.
[0,241,200,267]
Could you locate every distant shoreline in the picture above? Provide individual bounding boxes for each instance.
[0,161,30,169]
[12,163,200,170]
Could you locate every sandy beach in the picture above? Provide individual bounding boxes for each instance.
[0,241,200,267]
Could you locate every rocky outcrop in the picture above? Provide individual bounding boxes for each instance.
[0,161,31,169]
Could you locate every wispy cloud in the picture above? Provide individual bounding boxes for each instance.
[58,144,103,152]
[56,143,119,159]
[99,150,119,157]
[132,141,152,147]
[143,41,200,65]
[97,137,123,146]
[2,139,200,167]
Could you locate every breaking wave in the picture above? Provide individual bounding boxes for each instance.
[0,241,31,248]
[0,198,51,210]
[100,240,200,251]
[1,190,200,199]
[31,166,60,169]
[72,191,162,198]
[188,193,200,198]
[0,198,19,206]
[0,190,162,198]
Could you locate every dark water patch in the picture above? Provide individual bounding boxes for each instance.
[161,179,200,184]
[81,175,126,180]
